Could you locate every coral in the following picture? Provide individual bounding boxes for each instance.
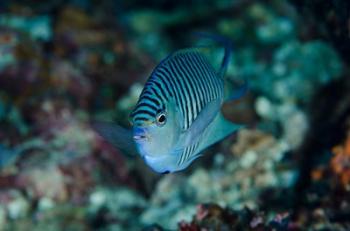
[331,134,350,188]
[0,15,51,41]
[88,187,148,229]
[289,0,350,64]
[255,97,308,148]
[0,30,18,71]
[249,40,343,104]
[178,203,297,231]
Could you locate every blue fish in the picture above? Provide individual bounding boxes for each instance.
[93,33,247,173]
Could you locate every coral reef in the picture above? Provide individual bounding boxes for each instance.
[178,203,297,230]
[0,0,349,230]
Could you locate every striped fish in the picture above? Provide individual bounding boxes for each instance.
[93,33,247,173]
[130,49,224,130]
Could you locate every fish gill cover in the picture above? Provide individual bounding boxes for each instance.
[0,0,349,230]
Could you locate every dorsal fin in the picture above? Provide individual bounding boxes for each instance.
[155,33,233,79]
[192,32,233,78]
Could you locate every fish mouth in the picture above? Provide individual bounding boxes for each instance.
[133,134,148,140]
[133,127,149,141]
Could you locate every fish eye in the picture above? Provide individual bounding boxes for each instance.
[156,112,167,126]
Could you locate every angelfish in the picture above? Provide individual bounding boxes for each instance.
[93,33,247,173]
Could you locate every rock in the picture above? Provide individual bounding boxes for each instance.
[38,197,55,211]
[0,15,52,41]
[88,187,147,229]
[6,191,30,219]
[0,205,6,228]
[279,104,308,149]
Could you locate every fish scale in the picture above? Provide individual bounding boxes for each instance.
[178,142,200,166]
[131,50,223,130]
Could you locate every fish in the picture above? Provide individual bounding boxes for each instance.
[93,33,247,173]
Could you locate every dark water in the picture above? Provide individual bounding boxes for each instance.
[0,0,349,230]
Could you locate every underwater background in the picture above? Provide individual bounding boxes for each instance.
[0,0,349,230]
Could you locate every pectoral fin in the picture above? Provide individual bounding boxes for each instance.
[178,99,221,147]
[92,121,138,156]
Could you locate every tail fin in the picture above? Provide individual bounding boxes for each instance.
[192,32,233,78]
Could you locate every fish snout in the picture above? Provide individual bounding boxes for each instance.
[133,127,150,141]
[133,134,148,141]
